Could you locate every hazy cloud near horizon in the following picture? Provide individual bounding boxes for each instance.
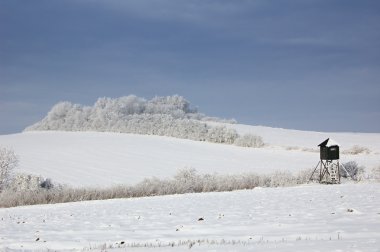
[1,0,379,134]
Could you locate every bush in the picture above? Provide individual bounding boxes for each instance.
[270,171,300,187]
[8,173,54,191]
[40,178,54,189]
[296,167,318,183]
[234,134,265,148]
[0,147,19,192]
[370,165,380,181]
[342,145,371,155]
[206,126,238,144]
[341,161,365,181]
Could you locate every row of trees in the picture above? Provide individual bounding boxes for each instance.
[26,95,235,129]
[0,167,317,208]
[25,95,264,147]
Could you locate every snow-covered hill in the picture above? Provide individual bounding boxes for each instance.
[1,117,380,251]
[209,122,380,151]
[0,123,379,187]
[1,183,379,251]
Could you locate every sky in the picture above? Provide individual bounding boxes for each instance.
[1,0,380,134]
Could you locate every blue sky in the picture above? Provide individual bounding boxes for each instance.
[1,0,379,134]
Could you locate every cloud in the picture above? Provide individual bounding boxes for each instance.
[280,37,336,47]
[0,101,38,113]
[82,0,257,26]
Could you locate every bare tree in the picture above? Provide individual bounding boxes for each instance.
[0,147,19,191]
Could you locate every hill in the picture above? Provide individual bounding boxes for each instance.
[1,124,379,187]
[1,95,379,187]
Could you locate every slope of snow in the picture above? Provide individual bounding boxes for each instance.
[1,183,379,251]
[207,122,380,151]
[1,124,380,187]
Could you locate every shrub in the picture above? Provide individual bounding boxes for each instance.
[341,161,365,181]
[7,173,54,192]
[0,147,18,192]
[370,165,380,181]
[40,178,54,189]
[234,134,265,148]
[342,145,371,155]
[206,126,238,144]
[269,170,297,187]
[296,167,318,183]
[9,174,42,191]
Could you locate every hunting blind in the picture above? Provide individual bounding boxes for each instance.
[310,138,341,184]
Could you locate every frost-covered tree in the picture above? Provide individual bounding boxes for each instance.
[24,95,265,147]
[146,95,196,116]
[0,147,19,191]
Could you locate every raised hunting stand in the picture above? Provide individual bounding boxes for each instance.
[310,138,341,184]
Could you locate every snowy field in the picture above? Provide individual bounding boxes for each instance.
[1,183,379,251]
[0,124,379,187]
[215,122,380,151]
[1,124,380,251]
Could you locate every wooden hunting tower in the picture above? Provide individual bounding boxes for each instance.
[319,138,339,160]
[310,138,341,184]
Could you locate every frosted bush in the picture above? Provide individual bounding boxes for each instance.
[371,165,380,181]
[296,167,317,183]
[200,173,218,192]
[0,147,18,191]
[206,126,238,144]
[285,146,300,151]
[300,147,318,153]
[341,161,365,181]
[269,171,297,187]
[234,134,265,148]
[133,178,162,196]
[8,174,54,192]
[342,145,371,155]
[173,168,200,193]
[40,178,54,189]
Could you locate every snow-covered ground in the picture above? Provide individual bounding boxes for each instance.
[1,124,380,251]
[1,183,379,251]
[0,124,379,187]
[208,122,380,150]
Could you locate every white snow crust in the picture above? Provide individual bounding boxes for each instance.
[325,138,340,147]
[1,183,379,251]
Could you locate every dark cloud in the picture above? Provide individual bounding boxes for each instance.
[1,0,379,133]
